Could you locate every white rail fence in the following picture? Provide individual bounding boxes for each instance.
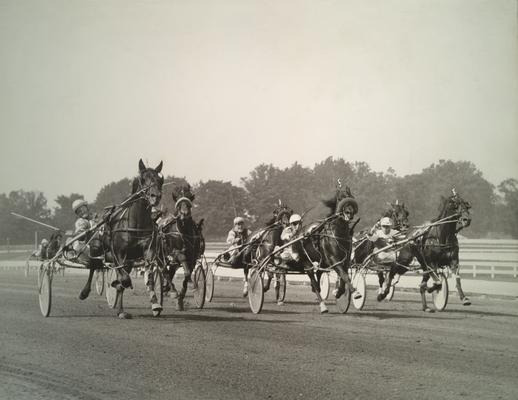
[2,240,517,279]
[205,240,518,279]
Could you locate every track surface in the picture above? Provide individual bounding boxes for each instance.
[1,269,517,400]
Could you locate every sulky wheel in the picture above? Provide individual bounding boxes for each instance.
[351,269,366,310]
[38,262,53,317]
[192,263,206,309]
[248,269,264,314]
[432,273,449,311]
[319,272,330,301]
[95,269,105,296]
[105,268,119,309]
[205,263,215,302]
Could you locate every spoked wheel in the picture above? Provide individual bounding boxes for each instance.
[38,263,52,317]
[150,267,164,317]
[248,268,264,314]
[205,263,215,302]
[319,272,330,301]
[192,263,206,309]
[351,269,366,310]
[95,269,105,296]
[105,268,119,309]
[276,273,287,303]
[432,272,449,311]
[335,281,351,314]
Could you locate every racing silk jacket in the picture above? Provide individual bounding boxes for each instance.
[368,229,401,250]
[280,226,299,243]
[226,228,251,247]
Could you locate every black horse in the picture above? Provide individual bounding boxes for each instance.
[155,183,205,311]
[378,191,472,311]
[259,202,293,301]
[286,188,358,313]
[78,159,164,318]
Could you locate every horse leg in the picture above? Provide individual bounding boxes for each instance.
[116,287,131,319]
[420,273,434,313]
[176,262,191,311]
[377,272,385,295]
[79,267,96,300]
[147,268,163,316]
[451,262,470,305]
[307,271,327,313]
[167,265,178,298]
[377,269,394,302]
[274,273,282,305]
[263,271,272,293]
[242,266,249,297]
[334,264,357,300]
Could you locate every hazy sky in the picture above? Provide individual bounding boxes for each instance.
[1,0,516,206]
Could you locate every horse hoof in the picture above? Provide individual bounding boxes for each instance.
[334,288,345,299]
[462,297,471,306]
[353,291,362,300]
[152,304,162,317]
[277,301,284,306]
[118,312,132,319]
[423,307,435,313]
[377,293,386,302]
[170,290,178,299]
[319,302,328,313]
[331,288,338,297]
[78,288,90,300]
[176,299,184,311]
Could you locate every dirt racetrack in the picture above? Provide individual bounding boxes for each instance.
[1,269,517,400]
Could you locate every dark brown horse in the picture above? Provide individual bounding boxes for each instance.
[159,214,205,311]
[155,184,205,311]
[285,189,358,313]
[259,202,293,300]
[378,191,472,311]
[78,159,164,318]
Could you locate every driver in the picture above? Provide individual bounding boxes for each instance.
[367,217,402,264]
[70,199,102,268]
[226,217,251,266]
[279,214,303,266]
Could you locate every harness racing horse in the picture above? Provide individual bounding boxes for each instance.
[260,203,293,301]
[378,190,472,311]
[352,201,410,294]
[79,159,164,318]
[293,191,359,313]
[159,214,205,311]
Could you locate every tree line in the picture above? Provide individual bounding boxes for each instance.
[1,158,517,244]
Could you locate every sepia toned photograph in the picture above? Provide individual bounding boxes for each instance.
[1,1,517,399]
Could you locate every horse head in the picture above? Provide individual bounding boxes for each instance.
[133,159,164,207]
[272,201,293,225]
[449,191,471,230]
[172,183,195,218]
[438,191,472,232]
[385,201,410,231]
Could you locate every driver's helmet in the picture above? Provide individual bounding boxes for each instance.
[380,217,392,227]
[289,214,302,224]
[41,238,49,246]
[72,199,88,213]
[233,216,245,225]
